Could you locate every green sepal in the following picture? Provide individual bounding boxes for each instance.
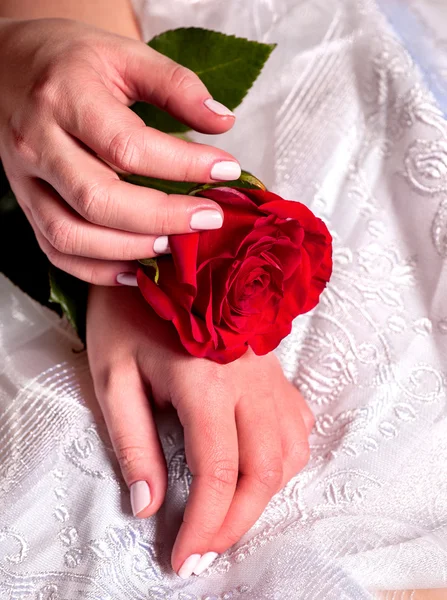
[138,258,160,285]
[48,266,88,341]
[188,170,266,195]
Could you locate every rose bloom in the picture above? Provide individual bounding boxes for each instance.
[137,187,332,364]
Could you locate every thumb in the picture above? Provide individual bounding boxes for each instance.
[94,368,168,518]
[121,41,236,135]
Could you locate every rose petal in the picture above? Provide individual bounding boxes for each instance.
[169,232,200,294]
[260,199,332,242]
[239,188,289,207]
[200,187,259,211]
[249,322,293,355]
[196,204,258,266]
[137,268,177,320]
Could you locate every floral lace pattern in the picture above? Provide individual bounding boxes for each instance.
[1,0,447,597]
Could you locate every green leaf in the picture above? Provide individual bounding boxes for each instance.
[49,266,87,338]
[138,258,160,284]
[132,28,275,133]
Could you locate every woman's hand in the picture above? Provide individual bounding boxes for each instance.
[0,18,240,285]
[87,285,313,578]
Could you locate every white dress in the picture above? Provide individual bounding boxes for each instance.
[1,0,447,597]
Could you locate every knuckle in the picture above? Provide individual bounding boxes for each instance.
[167,64,199,95]
[94,362,135,397]
[255,457,284,491]
[182,518,218,542]
[8,119,38,165]
[219,524,242,548]
[43,243,62,267]
[107,129,140,172]
[80,264,104,286]
[206,460,238,493]
[75,181,109,224]
[30,69,60,113]
[115,441,148,478]
[45,218,75,254]
[288,440,310,472]
[172,144,200,182]
[151,203,177,235]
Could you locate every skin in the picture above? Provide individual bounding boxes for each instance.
[87,285,313,573]
[0,0,239,285]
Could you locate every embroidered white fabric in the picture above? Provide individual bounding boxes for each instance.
[1,0,447,597]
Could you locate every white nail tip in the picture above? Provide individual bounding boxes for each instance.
[193,551,219,575]
[116,273,138,287]
[204,98,235,117]
[130,481,151,516]
[190,210,223,231]
[210,161,242,182]
[153,235,170,254]
[178,554,202,579]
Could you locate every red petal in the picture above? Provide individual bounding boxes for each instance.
[169,232,200,294]
[239,188,289,207]
[137,268,177,319]
[249,323,292,355]
[196,204,258,266]
[199,187,259,210]
[261,199,332,242]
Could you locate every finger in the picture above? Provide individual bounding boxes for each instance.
[292,385,315,435]
[40,133,226,235]
[58,84,240,182]
[25,177,186,260]
[171,398,238,578]
[274,384,311,488]
[89,363,168,518]
[209,396,283,557]
[121,43,236,135]
[25,208,137,285]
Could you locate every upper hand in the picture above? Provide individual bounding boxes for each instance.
[87,285,313,577]
[0,18,240,284]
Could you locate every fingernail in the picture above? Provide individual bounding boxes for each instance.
[193,551,218,575]
[204,98,235,117]
[190,210,223,231]
[117,272,138,286]
[210,161,241,181]
[153,235,170,254]
[178,553,202,579]
[130,481,151,516]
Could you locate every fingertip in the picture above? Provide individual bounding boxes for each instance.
[130,480,151,517]
[203,98,235,119]
[116,272,138,287]
[200,98,236,134]
[129,473,168,519]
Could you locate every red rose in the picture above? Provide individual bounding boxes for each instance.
[137,187,332,364]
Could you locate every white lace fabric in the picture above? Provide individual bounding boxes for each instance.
[1,0,447,597]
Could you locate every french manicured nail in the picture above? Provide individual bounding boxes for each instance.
[204,98,235,117]
[193,551,218,575]
[153,235,170,254]
[190,210,223,231]
[130,481,151,516]
[210,161,241,181]
[178,554,202,579]
[116,272,138,287]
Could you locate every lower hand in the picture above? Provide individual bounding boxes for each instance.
[87,285,313,578]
